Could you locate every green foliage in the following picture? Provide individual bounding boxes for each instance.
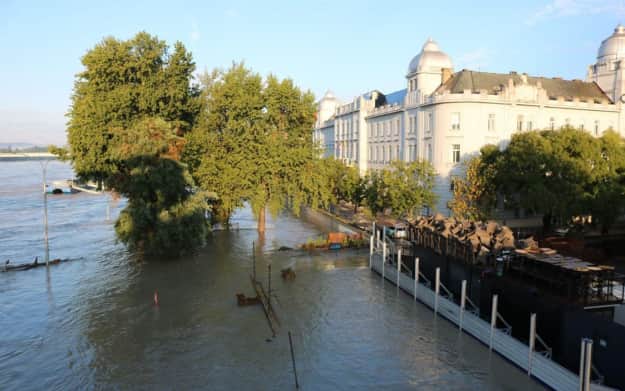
[48,145,70,160]
[365,160,437,218]
[449,145,500,220]
[66,33,205,256]
[477,126,625,232]
[67,32,200,182]
[110,118,208,256]
[183,63,318,230]
[313,158,365,210]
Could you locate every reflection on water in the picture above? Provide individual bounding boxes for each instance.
[0,161,545,390]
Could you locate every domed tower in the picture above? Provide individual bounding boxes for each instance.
[406,38,453,103]
[587,24,625,103]
[317,90,340,127]
[317,90,339,127]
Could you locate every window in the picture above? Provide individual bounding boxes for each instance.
[395,119,400,135]
[488,114,495,132]
[451,144,461,164]
[386,121,390,136]
[375,146,379,162]
[425,112,432,133]
[527,121,533,131]
[565,118,571,126]
[396,145,400,161]
[382,146,387,162]
[517,115,524,131]
[580,122,584,131]
[594,120,600,136]
[426,144,432,162]
[368,124,372,138]
[368,146,372,162]
[549,117,555,130]
[355,121,359,136]
[451,112,460,130]
[376,123,380,137]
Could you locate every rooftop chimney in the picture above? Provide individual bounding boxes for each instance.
[441,68,453,85]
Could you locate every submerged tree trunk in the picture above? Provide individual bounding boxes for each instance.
[258,207,266,234]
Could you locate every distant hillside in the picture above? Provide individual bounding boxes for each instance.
[0,143,49,153]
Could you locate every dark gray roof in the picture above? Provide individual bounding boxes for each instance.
[434,70,612,103]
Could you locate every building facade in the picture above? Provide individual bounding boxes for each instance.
[313,26,625,215]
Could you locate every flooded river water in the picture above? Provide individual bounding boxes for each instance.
[0,161,546,390]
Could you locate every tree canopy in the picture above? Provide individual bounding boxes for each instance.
[449,144,499,221]
[451,127,625,232]
[183,63,319,232]
[365,160,437,218]
[67,32,200,182]
[66,32,206,256]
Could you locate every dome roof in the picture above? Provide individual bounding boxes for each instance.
[320,90,337,101]
[598,24,625,61]
[407,38,453,75]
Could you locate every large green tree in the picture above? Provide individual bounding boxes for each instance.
[66,32,205,256]
[183,66,263,225]
[67,32,200,183]
[449,145,500,221]
[365,160,437,218]
[482,126,625,232]
[183,63,319,233]
[110,119,208,256]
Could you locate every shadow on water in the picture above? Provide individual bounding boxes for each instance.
[0,161,546,390]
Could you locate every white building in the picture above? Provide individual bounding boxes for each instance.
[313,25,625,215]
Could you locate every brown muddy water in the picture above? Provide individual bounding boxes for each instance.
[0,161,546,390]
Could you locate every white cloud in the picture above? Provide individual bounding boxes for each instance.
[527,0,625,25]
[190,21,200,42]
[457,48,491,70]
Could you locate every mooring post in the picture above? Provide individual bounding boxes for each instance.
[252,241,256,281]
[372,221,376,246]
[267,263,272,312]
[414,257,419,301]
[396,247,402,285]
[369,235,374,269]
[528,313,536,376]
[584,340,593,391]
[579,338,593,391]
[288,331,300,389]
[382,242,386,280]
[434,267,440,315]
[459,280,467,331]
[579,339,586,391]
[490,294,498,350]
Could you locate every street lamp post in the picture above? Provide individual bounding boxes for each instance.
[41,159,50,266]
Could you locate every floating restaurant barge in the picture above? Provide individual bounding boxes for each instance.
[373,218,625,390]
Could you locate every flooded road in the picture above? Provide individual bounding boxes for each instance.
[0,161,545,390]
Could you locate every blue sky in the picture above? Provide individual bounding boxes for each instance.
[0,0,623,145]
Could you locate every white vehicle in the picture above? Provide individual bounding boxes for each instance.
[394,225,407,239]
